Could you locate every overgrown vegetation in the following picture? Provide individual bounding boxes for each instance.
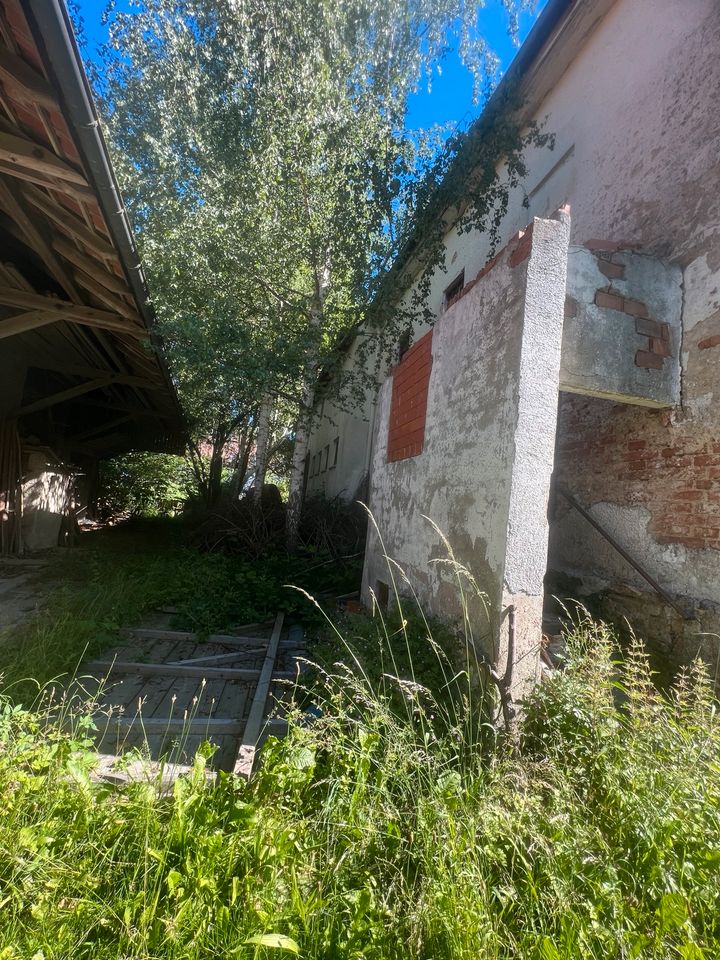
[1,609,718,958]
[0,521,360,702]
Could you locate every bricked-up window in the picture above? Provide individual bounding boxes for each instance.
[387,330,433,463]
[321,444,329,472]
[442,269,464,311]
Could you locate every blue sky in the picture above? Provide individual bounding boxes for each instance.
[74,0,546,131]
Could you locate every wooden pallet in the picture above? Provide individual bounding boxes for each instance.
[80,612,303,780]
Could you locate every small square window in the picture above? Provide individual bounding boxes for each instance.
[443,270,465,311]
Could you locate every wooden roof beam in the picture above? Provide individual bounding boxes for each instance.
[28,360,162,390]
[0,49,58,111]
[23,183,116,259]
[0,160,95,202]
[0,176,81,300]
[0,309,64,339]
[73,269,140,322]
[70,414,134,442]
[0,131,87,187]
[51,235,127,295]
[16,376,114,417]
[0,287,146,338]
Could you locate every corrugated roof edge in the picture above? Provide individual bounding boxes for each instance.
[22,0,188,442]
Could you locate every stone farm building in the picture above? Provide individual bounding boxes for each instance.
[305,0,720,694]
[0,0,183,554]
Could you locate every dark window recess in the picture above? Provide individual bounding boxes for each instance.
[330,437,339,468]
[443,270,465,310]
[375,579,390,611]
[397,326,412,361]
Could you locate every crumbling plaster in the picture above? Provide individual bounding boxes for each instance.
[363,215,570,697]
[309,0,720,656]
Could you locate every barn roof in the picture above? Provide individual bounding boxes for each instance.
[0,0,185,458]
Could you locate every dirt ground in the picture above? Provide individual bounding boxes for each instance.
[0,554,63,632]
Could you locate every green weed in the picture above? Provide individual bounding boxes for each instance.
[0,611,718,958]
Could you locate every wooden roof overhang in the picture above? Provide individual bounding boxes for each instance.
[0,0,186,461]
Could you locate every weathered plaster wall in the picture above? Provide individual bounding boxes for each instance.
[22,450,73,551]
[363,215,570,697]
[310,0,720,657]
[562,247,682,407]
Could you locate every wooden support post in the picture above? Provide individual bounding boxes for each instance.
[234,612,285,778]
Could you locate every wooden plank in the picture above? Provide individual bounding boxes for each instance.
[86,659,296,682]
[0,176,80,299]
[169,650,265,667]
[23,184,116,258]
[107,716,246,735]
[234,612,285,779]
[0,309,66,339]
[120,627,297,649]
[0,131,88,186]
[0,50,58,110]
[0,160,95,202]
[0,286,135,328]
[51,236,127,294]
[16,376,113,416]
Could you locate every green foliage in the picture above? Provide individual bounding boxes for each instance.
[83,0,542,512]
[99,451,193,517]
[0,614,719,958]
[0,521,360,700]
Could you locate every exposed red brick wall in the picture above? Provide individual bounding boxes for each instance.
[556,394,720,551]
[387,331,433,463]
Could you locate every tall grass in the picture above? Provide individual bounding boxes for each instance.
[0,599,718,958]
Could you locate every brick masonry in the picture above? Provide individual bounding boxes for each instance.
[387,330,433,462]
[555,393,720,552]
[587,248,674,371]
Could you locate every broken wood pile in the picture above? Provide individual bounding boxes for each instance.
[80,612,305,781]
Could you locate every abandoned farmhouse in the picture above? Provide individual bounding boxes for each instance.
[0,0,718,702]
[0,0,183,554]
[305,0,720,692]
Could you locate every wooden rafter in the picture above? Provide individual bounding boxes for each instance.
[0,159,95,202]
[51,236,127,295]
[0,287,145,338]
[0,131,87,186]
[0,49,58,111]
[0,309,64,339]
[22,183,116,259]
[0,176,80,299]
[16,376,113,417]
[28,360,162,390]
[73,269,140,321]
[70,414,134,442]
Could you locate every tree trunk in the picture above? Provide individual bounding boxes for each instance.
[252,394,273,505]
[285,390,314,551]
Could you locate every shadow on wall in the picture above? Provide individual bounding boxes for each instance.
[22,451,75,551]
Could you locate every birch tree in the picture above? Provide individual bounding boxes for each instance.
[91,0,542,539]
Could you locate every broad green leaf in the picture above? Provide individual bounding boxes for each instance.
[242,934,300,954]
